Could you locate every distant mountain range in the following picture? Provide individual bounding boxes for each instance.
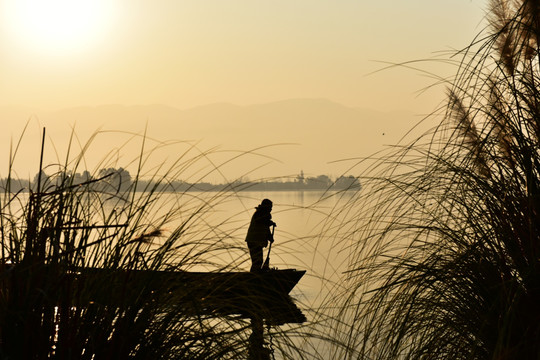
[0,99,426,179]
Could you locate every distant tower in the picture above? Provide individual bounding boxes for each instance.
[297,170,305,184]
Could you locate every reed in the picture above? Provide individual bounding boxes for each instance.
[327,0,540,358]
[0,128,306,359]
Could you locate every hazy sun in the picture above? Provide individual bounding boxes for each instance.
[3,0,116,56]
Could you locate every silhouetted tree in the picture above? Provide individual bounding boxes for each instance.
[306,175,332,188]
[32,170,52,192]
[97,167,132,192]
[335,175,360,189]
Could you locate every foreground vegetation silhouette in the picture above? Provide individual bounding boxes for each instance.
[0,130,310,359]
[326,1,540,358]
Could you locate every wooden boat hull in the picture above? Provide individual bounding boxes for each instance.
[78,267,306,320]
[1,264,306,322]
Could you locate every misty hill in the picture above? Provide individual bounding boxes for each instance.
[0,99,421,179]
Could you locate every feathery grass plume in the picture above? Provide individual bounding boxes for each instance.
[0,128,309,359]
[325,0,540,358]
[489,0,519,75]
[488,0,540,74]
[487,76,517,171]
[447,90,491,177]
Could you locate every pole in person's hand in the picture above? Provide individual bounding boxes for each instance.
[262,224,275,271]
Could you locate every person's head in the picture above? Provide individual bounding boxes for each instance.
[257,198,273,211]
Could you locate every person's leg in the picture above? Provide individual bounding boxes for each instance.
[249,246,263,272]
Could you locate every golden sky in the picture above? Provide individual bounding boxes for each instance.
[1,0,485,113]
[0,1,488,180]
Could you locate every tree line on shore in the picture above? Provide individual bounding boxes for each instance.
[0,168,360,193]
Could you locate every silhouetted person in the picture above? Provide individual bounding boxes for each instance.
[245,199,275,272]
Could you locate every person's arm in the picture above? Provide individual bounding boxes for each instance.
[267,214,276,227]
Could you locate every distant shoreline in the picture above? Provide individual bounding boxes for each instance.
[1,171,361,194]
[0,173,362,193]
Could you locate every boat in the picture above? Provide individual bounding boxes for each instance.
[84,268,304,310]
[75,267,306,320]
[1,263,306,321]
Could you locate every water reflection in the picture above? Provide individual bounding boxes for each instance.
[248,294,307,360]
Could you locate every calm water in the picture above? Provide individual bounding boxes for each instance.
[205,190,355,357]
[7,189,354,357]
[9,189,354,306]
[121,189,355,357]
[185,190,355,305]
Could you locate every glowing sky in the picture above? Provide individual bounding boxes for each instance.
[1,0,486,112]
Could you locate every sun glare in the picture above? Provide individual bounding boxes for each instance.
[3,0,115,56]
